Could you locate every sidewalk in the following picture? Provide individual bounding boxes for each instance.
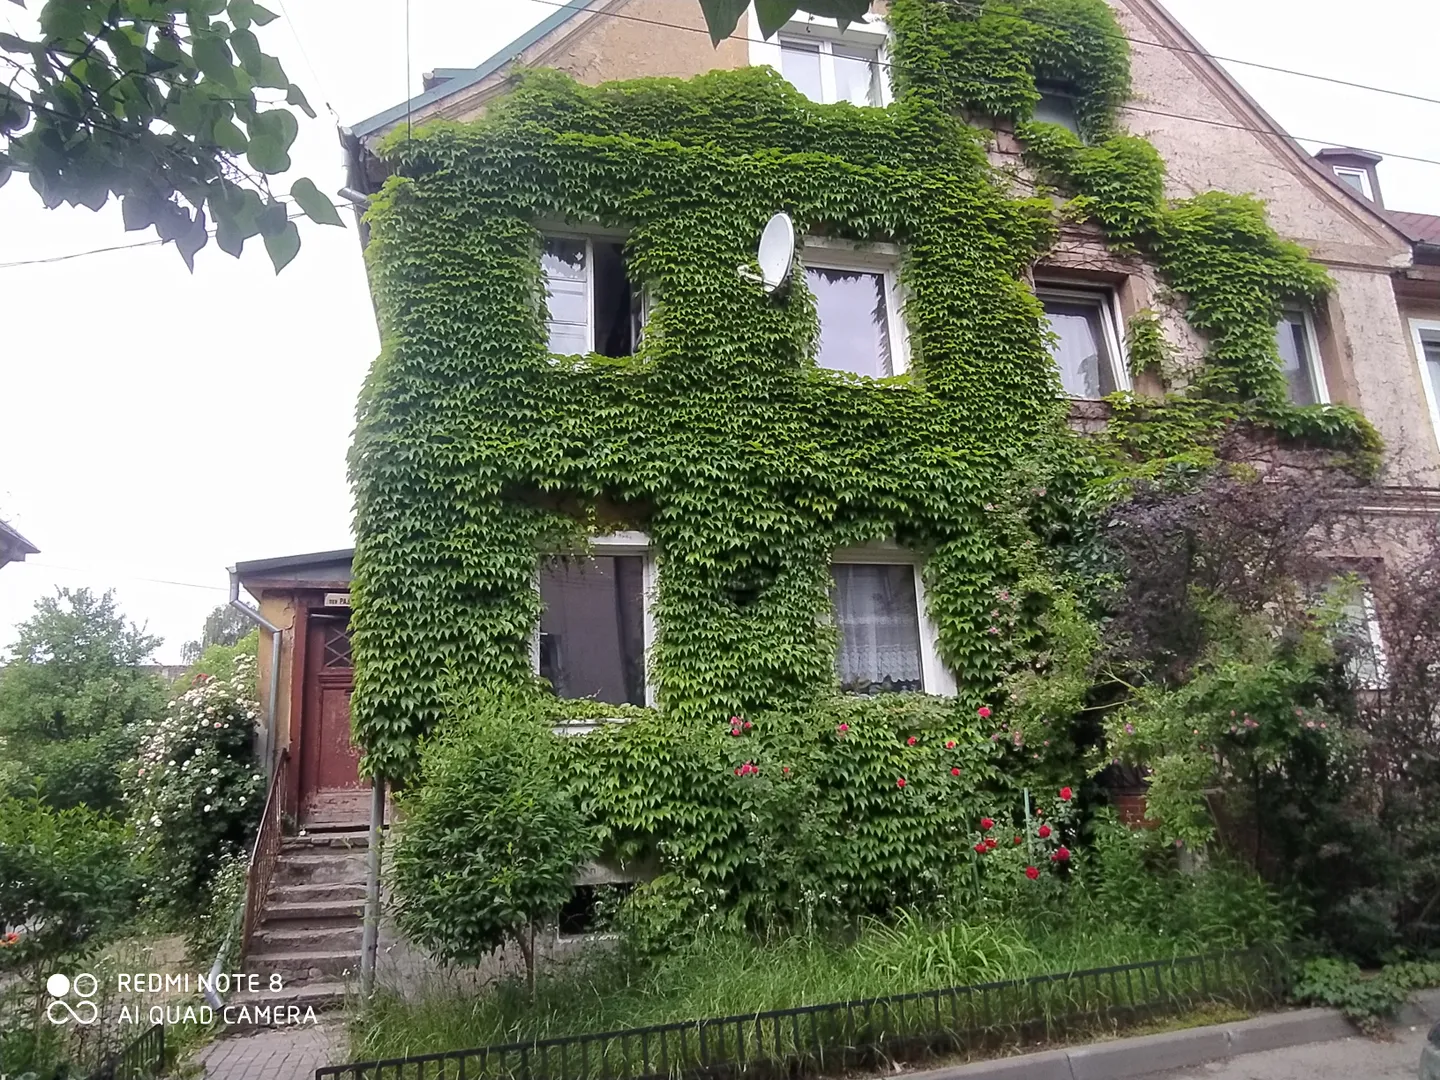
[197,1023,342,1080]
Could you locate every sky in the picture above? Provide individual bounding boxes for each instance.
[1,0,1438,663]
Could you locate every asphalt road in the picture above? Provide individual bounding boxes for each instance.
[1145,1024,1429,1079]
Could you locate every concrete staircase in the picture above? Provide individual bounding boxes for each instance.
[238,829,370,1011]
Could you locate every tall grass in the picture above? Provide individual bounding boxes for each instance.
[351,914,1234,1062]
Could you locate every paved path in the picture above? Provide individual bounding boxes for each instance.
[1144,1022,1429,1079]
[197,1023,342,1080]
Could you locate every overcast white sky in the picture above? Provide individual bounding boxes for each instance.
[2,0,1438,663]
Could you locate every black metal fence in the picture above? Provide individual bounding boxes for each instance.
[317,948,1288,1080]
[82,1023,166,1080]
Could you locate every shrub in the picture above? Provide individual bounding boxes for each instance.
[127,655,264,913]
[390,694,595,994]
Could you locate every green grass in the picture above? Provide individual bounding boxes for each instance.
[351,914,1268,1063]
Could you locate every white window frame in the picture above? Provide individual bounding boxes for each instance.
[541,230,650,357]
[1034,283,1131,397]
[1350,586,1388,691]
[532,530,658,717]
[831,542,956,697]
[1332,166,1374,200]
[1409,318,1440,452]
[748,9,893,108]
[1278,306,1330,405]
[803,238,910,377]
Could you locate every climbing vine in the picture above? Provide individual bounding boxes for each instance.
[348,0,1380,818]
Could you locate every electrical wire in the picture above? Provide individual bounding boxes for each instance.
[15,559,229,592]
[516,0,1440,169]
[274,0,339,119]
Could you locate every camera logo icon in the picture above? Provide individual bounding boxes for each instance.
[45,973,99,1025]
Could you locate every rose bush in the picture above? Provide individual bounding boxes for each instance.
[126,654,264,913]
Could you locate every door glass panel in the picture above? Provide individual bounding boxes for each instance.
[808,266,893,377]
[832,44,881,105]
[539,555,646,706]
[779,38,824,101]
[543,237,589,354]
[1040,295,1115,398]
[831,563,924,694]
[1277,312,1318,405]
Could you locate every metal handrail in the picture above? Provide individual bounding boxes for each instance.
[240,747,290,962]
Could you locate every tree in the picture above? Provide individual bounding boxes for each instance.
[0,587,166,812]
[0,0,343,272]
[697,0,871,44]
[181,603,251,664]
[389,695,594,997]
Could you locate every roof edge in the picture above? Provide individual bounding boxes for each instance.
[0,519,38,556]
[350,0,592,139]
[232,548,356,576]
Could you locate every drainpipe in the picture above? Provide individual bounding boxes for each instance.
[359,778,386,999]
[228,570,284,777]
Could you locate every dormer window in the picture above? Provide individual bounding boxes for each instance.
[1332,166,1374,200]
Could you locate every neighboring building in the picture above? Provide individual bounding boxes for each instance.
[0,520,38,571]
[241,0,1438,833]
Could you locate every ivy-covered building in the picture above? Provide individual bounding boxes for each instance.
[236,0,1440,825]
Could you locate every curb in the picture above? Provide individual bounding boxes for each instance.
[906,989,1440,1080]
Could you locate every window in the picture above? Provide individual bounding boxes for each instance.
[542,236,643,357]
[779,36,884,106]
[1410,319,1440,450]
[1276,307,1327,405]
[830,547,954,696]
[1307,575,1387,689]
[535,534,654,706]
[1037,287,1125,398]
[1033,89,1080,136]
[1332,166,1373,200]
[805,247,907,378]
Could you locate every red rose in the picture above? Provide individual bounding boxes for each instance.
[906,736,918,746]
[1052,846,1071,862]
[1013,835,1023,845]
[837,723,849,734]
[896,777,906,788]
[1059,786,1073,801]
[1025,866,1040,880]
[977,706,991,719]
[782,766,790,775]
[980,817,994,831]
[951,767,961,776]
[1037,824,1051,838]
[743,721,753,730]
[984,838,997,850]
[730,716,742,724]
[974,842,987,854]
[945,740,956,749]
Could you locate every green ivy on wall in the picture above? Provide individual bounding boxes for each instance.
[348,0,1378,790]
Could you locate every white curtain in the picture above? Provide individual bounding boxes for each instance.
[832,564,923,693]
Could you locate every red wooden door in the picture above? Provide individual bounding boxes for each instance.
[299,614,368,827]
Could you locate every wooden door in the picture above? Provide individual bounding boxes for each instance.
[299,614,368,827]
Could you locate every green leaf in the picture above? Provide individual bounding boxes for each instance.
[211,116,247,153]
[251,107,297,151]
[752,0,799,38]
[254,52,288,89]
[697,0,748,45]
[290,176,341,227]
[262,218,300,271]
[175,207,208,271]
[228,0,278,27]
[191,34,235,86]
[120,193,156,231]
[0,153,10,189]
[188,0,227,16]
[244,132,288,174]
[286,83,316,119]
[230,28,261,74]
[0,31,30,51]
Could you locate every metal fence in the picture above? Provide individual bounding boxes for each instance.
[241,747,290,959]
[82,1023,166,1080]
[317,948,1288,1080]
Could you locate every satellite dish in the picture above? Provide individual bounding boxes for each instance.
[741,212,795,294]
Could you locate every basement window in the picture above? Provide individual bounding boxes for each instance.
[542,236,644,357]
[557,883,634,937]
[1037,286,1126,398]
[1276,307,1328,405]
[537,548,650,707]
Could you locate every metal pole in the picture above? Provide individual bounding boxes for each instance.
[228,569,284,780]
[359,777,386,998]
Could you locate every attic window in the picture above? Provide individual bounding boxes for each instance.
[542,236,644,357]
[1332,166,1373,200]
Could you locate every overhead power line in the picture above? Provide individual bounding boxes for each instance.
[17,559,229,592]
[515,0,1440,169]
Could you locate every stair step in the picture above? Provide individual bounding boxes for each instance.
[226,981,347,1015]
[245,950,359,980]
[250,925,364,952]
[270,882,367,904]
[282,829,372,851]
[273,852,369,887]
[262,900,365,924]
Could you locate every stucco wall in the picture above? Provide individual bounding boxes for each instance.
[255,592,299,758]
